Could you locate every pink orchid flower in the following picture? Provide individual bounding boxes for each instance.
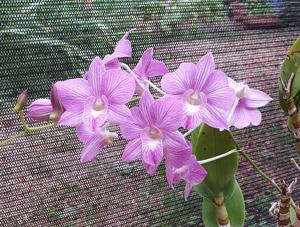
[102,29,134,69]
[161,52,235,130]
[120,90,185,174]
[27,84,64,124]
[56,56,135,128]
[166,149,207,200]
[227,77,272,129]
[133,48,168,94]
[76,122,117,163]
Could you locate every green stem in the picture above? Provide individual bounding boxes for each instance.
[239,149,282,193]
[0,131,26,147]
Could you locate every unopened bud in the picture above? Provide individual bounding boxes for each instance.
[13,90,28,112]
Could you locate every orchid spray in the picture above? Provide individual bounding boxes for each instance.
[3,30,275,227]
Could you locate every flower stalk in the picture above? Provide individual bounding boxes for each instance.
[213,194,230,227]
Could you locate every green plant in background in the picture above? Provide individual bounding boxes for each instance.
[244,0,273,16]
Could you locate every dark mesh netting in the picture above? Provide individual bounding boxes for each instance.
[1,0,300,226]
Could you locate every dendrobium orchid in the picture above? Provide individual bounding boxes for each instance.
[27,84,64,124]
[161,52,235,130]
[227,78,273,129]
[56,56,135,128]
[120,91,187,174]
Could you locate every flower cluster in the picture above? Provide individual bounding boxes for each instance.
[26,30,272,199]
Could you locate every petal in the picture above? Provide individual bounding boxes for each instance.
[247,108,262,126]
[108,104,132,125]
[138,90,154,125]
[161,63,197,94]
[26,99,52,121]
[182,111,203,130]
[120,122,142,140]
[146,59,168,78]
[87,56,106,96]
[80,131,106,163]
[184,183,193,201]
[133,48,153,79]
[103,29,134,64]
[195,52,215,91]
[76,123,93,142]
[143,161,160,175]
[56,78,91,111]
[243,88,272,108]
[59,111,83,126]
[231,104,252,129]
[184,156,207,185]
[202,105,228,129]
[101,69,135,104]
[150,97,183,131]
[122,139,142,161]
[204,70,235,110]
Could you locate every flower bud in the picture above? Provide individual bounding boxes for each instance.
[26,99,52,121]
[13,90,28,112]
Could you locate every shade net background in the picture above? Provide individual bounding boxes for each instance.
[1,0,300,226]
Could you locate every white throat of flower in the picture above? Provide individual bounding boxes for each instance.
[91,98,106,117]
[185,91,207,115]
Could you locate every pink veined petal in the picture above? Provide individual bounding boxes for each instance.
[87,56,106,97]
[50,83,65,121]
[202,104,228,129]
[120,121,142,140]
[143,161,160,175]
[231,104,252,129]
[184,183,193,201]
[80,131,107,163]
[59,111,83,126]
[195,52,215,91]
[164,131,189,150]
[146,59,168,78]
[76,123,94,142]
[247,108,262,126]
[103,29,134,64]
[26,99,52,121]
[130,106,148,128]
[165,160,175,188]
[164,139,192,168]
[182,111,203,130]
[101,69,135,104]
[56,78,91,112]
[243,88,272,108]
[104,58,120,70]
[138,90,155,125]
[204,70,235,110]
[150,97,183,131]
[122,138,142,161]
[82,96,108,130]
[133,48,153,79]
[108,104,132,125]
[183,157,207,185]
[161,63,197,95]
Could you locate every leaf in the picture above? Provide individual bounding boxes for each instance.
[192,124,239,195]
[290,206,296,225]
[202,179,245,227]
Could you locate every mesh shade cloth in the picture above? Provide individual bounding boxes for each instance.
[1,0,300,226]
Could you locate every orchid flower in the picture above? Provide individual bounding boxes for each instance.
[227,77,273,129]
[133,48,168,94]
[166,151,207,200]
[27,84,64,124]
[76,122,117,163]
[120,90,185,174]
[56,56,135,128]
[161,52,235,130]
[102,29,134,69]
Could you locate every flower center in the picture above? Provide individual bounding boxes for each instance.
[91,98,106,117]
[235,83,248,99]
[187,92,207,106]
[149,127,161,140]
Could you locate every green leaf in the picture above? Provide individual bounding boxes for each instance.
[202,179,245,227]
[192,124,239,195]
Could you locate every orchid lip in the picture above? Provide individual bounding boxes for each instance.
[91,97,106,117]
[149,127,162,140]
